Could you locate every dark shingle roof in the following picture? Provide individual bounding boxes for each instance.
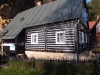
[2,0,84,39]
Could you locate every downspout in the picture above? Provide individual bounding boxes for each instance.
[15,37,18,55]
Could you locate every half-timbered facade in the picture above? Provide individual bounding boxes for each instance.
[1,0,89,58]
[25,20,89,53]
[26,21,76,52]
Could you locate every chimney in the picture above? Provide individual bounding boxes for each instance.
[36,1,41,6]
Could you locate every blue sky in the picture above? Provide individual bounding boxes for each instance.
[86,0,91,2]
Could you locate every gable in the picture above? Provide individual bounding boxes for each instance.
[2,0,84,39]
[89,21,96,30]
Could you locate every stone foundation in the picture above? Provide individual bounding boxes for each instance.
[25,51,77,60]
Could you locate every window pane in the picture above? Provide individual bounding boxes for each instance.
[60,33,63,42]
[32,35,34,43]
[56,31,65,44]
[31,34,38,44]
[34,35,36,43]
[82,32,84,43]
[57,33,59,42]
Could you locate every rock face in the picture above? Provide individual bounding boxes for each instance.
[0,16,12,28]
[0,0,55,19]
[0,16,11,38]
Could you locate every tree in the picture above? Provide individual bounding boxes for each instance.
[42,0,55,4]
[87,0,100,21]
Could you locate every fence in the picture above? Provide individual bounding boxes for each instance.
[30,58,100,64]
[0,55,100,65]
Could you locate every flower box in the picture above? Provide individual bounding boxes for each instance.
[56,50,63,53]
[37,50,43,52]
[92,51,99,53]
[33,49,38,52]
[48,50,55,53]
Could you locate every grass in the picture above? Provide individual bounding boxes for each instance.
[8,60,33,70]
[0,60,100,75]
[0,68,44,75]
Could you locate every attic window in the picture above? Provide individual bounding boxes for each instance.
[20,17,24,21]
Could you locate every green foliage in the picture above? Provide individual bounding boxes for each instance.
[8,60,33,70]
[0,68,44,75]
[0,60,100,75]
[42,0,56,4]
[87,0,100,21]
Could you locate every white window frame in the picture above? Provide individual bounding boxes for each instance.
[31,33,38,44]
[79,31,81,44]
[3,43,15,51]
[56,31,66,44]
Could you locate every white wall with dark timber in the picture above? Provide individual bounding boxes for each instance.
[96,21,100,33]
[46,26,75,52]
[25,21,76,52]
[25,28,45,50]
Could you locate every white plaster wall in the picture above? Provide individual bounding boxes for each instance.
[25,51,77,60]
[96,21,100,33]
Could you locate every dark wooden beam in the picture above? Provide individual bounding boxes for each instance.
[74,21,79,61]
[44,27,47,51]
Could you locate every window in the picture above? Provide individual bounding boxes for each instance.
[81,32,84,43]
[31,33,38,44]
[56,31,66,44]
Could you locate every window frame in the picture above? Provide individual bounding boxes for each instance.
[56,31,66,44]
[31,33,38,44]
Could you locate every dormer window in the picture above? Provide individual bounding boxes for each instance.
[20,17,24,21]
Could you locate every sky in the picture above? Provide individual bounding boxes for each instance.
[86,0,91,2]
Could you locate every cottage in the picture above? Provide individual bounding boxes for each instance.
[89,16,100,46]
[1,0,89,59]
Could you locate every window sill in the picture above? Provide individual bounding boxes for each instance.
[56,43,66,44]
[31,43,38,44]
